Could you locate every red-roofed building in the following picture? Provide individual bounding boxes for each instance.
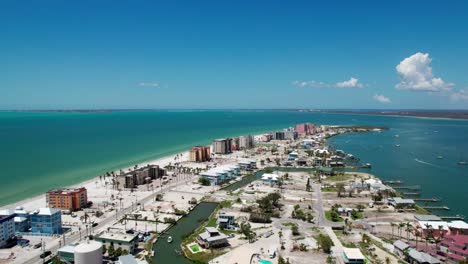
[437,234,468,263]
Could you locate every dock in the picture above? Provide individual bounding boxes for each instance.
[441,215,465,221]
[413,198,440,202]
[383,180,403,184]
[422,206,450,211]
[403,192,421,196]
[393,185,421,190]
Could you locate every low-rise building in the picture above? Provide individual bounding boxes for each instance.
[0,207,30,233]
[288,152,298,160]
[238,159,257,170]
[189,146,211,162]
[448,221,468,235]
[46,187,88,211]
[95,230,138,254]
[388,197,415,209]
[416,221,450,238]
[341,247,365,264]
[437,234,468,263]
[393,240,410,258]
[199,164,240,185]
[406,248,440,264]
[197,227,229,248]
[117,165,165,189]
[30,208,62,234]
[261,173,279,183]
[0,214,15,248]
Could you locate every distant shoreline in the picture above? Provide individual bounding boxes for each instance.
[319,110,468,120]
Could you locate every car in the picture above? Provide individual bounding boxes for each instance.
[33,243,42,249]
[40,251,51,258]
[92,222,98,227]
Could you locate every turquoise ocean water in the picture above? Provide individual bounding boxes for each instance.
[0,111,467,216]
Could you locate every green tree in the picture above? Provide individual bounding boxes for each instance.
[336,183,345,197]
[317,234,334,254]
[306,178,311,192]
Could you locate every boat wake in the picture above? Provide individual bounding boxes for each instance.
[414,158,445,169]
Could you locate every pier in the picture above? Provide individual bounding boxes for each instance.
[393,185,421,190]
[422,206,450,211]
[413,198,440,202]
[383,180,403,184]
[403,192,421,196]
[441,215,465,221]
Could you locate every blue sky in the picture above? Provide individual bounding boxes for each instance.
[1,0,468,109]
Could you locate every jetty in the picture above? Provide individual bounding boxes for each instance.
[422,206,450,211]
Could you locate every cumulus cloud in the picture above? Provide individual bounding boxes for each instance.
[138,82,160,87]
[336,77,363,88]
[450,89,468,101]
[373,94,391,103]
[396,52,453,92]
[292,77,364,88]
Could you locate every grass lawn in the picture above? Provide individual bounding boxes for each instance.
[321,186,337,192]
[327,174,353,181]
[325,210,344,222]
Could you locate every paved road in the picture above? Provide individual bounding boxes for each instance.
[19,176,196,264]
[312,183,343,228]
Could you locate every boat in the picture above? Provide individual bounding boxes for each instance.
[395,144,400,147]
[458,161,467,166]
[167,236,173,243]
[360,163,372,168]
[395,134,400,138]
[437,156,444,159]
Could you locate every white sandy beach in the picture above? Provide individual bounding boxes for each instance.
[0,151,189,212]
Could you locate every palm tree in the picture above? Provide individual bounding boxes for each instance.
[415,231,421,249]
[405,222,412,242]
[385,257,391,264]
[398,223,405,238]
[390,222,396,239]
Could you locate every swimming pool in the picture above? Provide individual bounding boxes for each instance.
[259,260,272,264]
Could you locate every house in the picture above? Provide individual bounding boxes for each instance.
[406,248,440,264]
[393,240,410,257]
[261,173,279,183]
[238,159,257,171]
[197,227,229,248]
[341,247,365,264]
[388,197,415,209]
[217,214,236,230]
[288,152,298,160]
[437,234,468,263]
[95,230,138,254]
[318,166,335,176]
[30,208,62,234]
[296,158,307,166]
[337,208,353,217]
[116,254,147,264]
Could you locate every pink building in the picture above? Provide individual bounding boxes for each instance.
[437,234,468,263]
[295,123,315,135]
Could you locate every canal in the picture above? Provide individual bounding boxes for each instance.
[152,202,219,264]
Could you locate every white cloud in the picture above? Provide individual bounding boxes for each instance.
[450,89,468,101]
[396,52,453,92]
[293,77,364,88]
[138,82,160,87]
[373,94,391,103]
[335,77,363,88]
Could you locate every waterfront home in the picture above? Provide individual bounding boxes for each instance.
[406,248,441,264]
[30,208,62,234]
[116,254,147,264]
[200,164,240,185]
[217,214,236,230]
[312,157,323,166]
[318,166,335,176]
[388,197,415,209]
[95,230,138,254]
[296,158,307,166]
[213,138,233,154]
[337,208,353,217]
[261,173,279,183]
[437,234,468,263]
[448,221,468,235]
[416,221,450,238]
[238,159,257,170]
[0,214,15,248]
[393,240,410,258]
[197,227,229,248]
[340,247,365,264]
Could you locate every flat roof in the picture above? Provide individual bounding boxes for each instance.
[96,231,138,243]
[414,214,442,221]
[448,220,468,229]
[343,247,365,260]
[418,221,449,230]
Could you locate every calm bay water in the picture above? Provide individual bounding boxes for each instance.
[0,111,467,216]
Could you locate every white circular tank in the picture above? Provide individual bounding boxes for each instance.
[74,240,103,264]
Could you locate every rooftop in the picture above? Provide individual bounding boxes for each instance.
[95,231,138,243]
[448,220,468,230]
[343,247,365,260]
[414,214,442,222]
[32,208,61,216]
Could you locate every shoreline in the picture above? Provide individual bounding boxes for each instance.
[0,150,189,212]
[322,111,468,121]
